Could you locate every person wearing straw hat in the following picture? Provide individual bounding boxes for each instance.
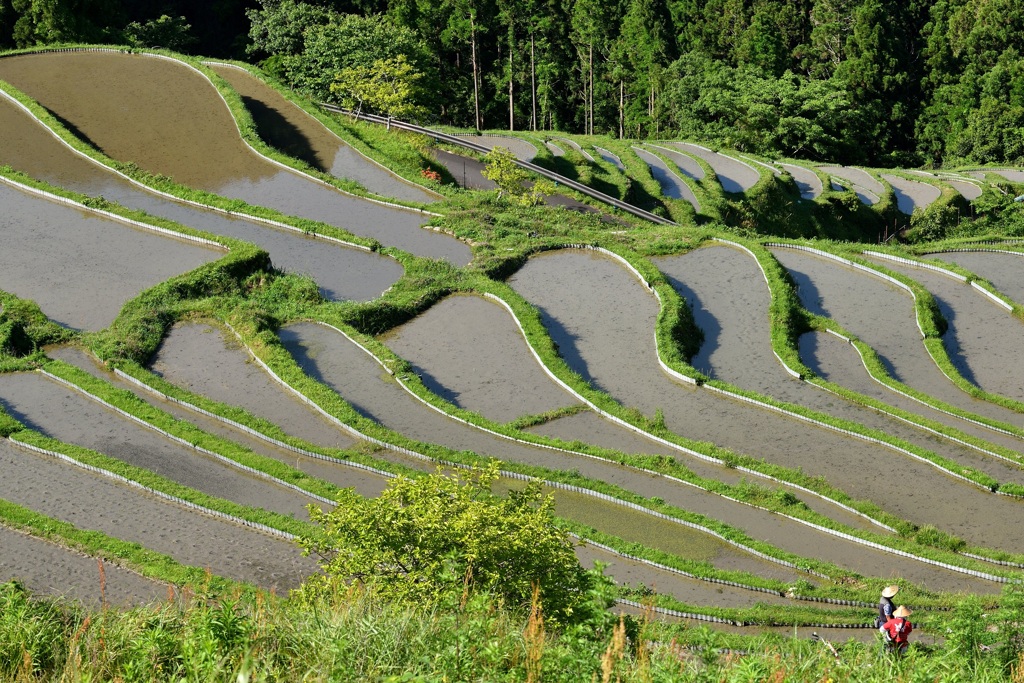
[880,606,914,654]
[875,585,899,628]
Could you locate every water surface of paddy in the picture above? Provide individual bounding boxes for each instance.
[882,175,941,214]
[0,524,169,608]
[507,249,1024,551]
[668,143,760,193]
[778,164,822,199]
[0,90,403,302]
[771,247,1024,430]
[52,345,390,499]
[147,323,357,451]
[632,147,699,210]
[210,64,438,204]
[864,255,1024,405]
[0,181,220,331]
[655,246,1024,486]
[0,439,317,590]
[0,372,316,521]
[929,251,1024,307]
[0,52,469,264]
[382,295,575,423]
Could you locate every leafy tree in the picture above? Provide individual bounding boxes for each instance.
[330,54,427,119]
[122,14,196,51]
[245,0,332,60]
[297,463,592,623]
[10,0,120,46]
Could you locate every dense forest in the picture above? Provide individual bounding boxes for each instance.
[1,0,1023,167]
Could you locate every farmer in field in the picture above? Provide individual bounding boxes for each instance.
[876,584,899,628]
[880,605,914,654]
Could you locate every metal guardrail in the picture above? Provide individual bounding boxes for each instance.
[316,105,676,226]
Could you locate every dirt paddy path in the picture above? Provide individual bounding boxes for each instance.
[0,52,470,265]
[0,181,220,331]
[771,247,1024,434]
[929,251,1024,308]
[0,94,402,303]
[655,246,1024,487]
[149,323,357,452]
[0,372,317,521]
[209,64,438,205]
[382,294,576,424]
[864,256,1024,406]
[506,249,1024,554]
[285,321,1000,591]
[52,346,389,499]
[632,147,699,210]
[0,440,317,591]
[0,523,170,608]
[668,143,761,193]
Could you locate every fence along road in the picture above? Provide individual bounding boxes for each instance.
[317,105,677,226]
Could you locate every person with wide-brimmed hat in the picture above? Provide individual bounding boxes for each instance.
[876,584,899,628]
[880,605,914,653]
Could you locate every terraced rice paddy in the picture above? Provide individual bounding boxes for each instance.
[0,180,221,330]
[0,92,403,302]
[6,48,1024,639]
[0,51,470,264]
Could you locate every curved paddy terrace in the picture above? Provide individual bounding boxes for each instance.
[0,180,221,331]
[506,248,1024,553]
[647,144,705,181]
[632,146,699,210]
[654,244,1024,487]
[819,166,883,205]
[929,250,1024,308]
[274,321,992,586]
[864,254,1024,406]
[208,63,438,205]
[778,164,822,200]
[0,524,169,607]
[0,51,470,265]
[382,294,575,423]
[0,93,403,302]
[0,371,317,521]
[594,146,624,170]
[147,323,357,452]
[50,345,390,499]
[881,175,942,214]
[667,143,761,193]
[455,134,538,161]
[771,246,1024,438]
[0,439,317,590]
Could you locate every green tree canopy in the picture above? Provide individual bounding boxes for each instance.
[297,464,593,623]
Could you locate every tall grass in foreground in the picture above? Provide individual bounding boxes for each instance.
[4,580,1023,682]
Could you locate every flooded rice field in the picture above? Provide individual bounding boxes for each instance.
[770,247,1024,430]
[457,134,538,161]
[0,181,221,331]
[655,246,1024,487]
[594,146,624,169]
[0,523,169,607]
[881,175,941,214]
[778,164,822,200]
[52,346,390,499]
[381,294,575,423]
[668,143,761,193]
[648,144,705,180]
[0,371,317,521]
[0,52,470,264]
[209,64,438,205]
[818,166,880,205]
[506,249,1024,552]
[0,439,317,590]
[0,81,405,302]
[147,323,357,451]
[864,255,1024,405]
[555,137,594,161]
[632,146,699,210]
[947,179,984,200]
[929,250,1024,307]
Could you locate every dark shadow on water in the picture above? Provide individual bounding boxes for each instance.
[530,303,610,396]
[661,272,720,379]
[406,362,461,408]
[42,106,105,159]
[930,291,981,387]
[240,95,326,172]
[278,327,377,422]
